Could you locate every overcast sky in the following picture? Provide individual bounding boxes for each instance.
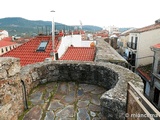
[0,0,159,28]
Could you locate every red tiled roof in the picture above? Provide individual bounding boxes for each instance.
[152,43,160,49]
[137,64,152,81]
[0,37,16,47]
[2,37,12,41]
[2,36,54,66]
[59,47,95,61]
[73,30,85,35]
[133,23,160,33]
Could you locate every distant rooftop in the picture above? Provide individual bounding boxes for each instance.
[131,23,160,33]
[0,37,16,47]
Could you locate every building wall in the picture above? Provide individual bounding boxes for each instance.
[0,30,9,40]
[81,40,96,47]
[137,29,160,67]
[57,35,82,58]
[121,35,129,48]
[0,44,18,56]
[118,35,129,55]
[107,26,119,35]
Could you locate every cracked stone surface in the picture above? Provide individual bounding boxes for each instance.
[23,106,42,120]
[48,100,64,111]
[21,82,107,120]
[44,111,54,120]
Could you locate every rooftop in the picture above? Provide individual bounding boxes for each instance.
[1,35,95,66]
[0,37,16,47]
[59,47,95,61]
[137,64,152,81]
[131,23,160,33]
[153,44,160,48]
[2,36,53,66]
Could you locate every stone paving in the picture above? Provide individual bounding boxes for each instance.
[19,82,107,120]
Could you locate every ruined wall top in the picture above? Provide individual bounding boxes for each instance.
[95,38,128,65]
[0,57,21,80]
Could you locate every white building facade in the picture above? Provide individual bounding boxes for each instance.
[0,30,9,40]
[126,22,160,71]
[0,44,18,56]
[106,26,119,35]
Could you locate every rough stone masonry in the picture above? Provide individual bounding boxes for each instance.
[0,38,143,120]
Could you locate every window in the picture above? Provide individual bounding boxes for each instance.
[10,46,12,50]
[131,36,133,48]
[157,61,160,74]
[135,37,138,44]
[133,37,138,49]
[55,53,59,60]
[1,48,4,53]
[6,47,8,52]
[153,87,160,105]
[37,41,48,51]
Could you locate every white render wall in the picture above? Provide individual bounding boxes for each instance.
[81,40,96,47]
[0,44,18,56]
[57,36,73,58]
[119,35,129,48]
[136,29,160,67]
[0,30,9,40]
[57,35,81,58]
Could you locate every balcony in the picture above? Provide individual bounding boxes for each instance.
[127,42,137,50]
[132,43,137,50]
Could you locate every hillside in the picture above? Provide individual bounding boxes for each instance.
[119,28,131,32]
[0,17,102,37]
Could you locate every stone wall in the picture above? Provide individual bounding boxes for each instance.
[20,60,143,120]
[0,57,143,120]
[95,38,128,67]
[20,61,119,94]
[0,57,23,120]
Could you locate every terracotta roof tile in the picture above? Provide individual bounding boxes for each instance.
[137,64,152,81]
[152,43,160,49]
[0,37,16,47]
[59,47,95,61]
[1,36,55,66]
[132,23,160,33]
[1,35,95,66]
